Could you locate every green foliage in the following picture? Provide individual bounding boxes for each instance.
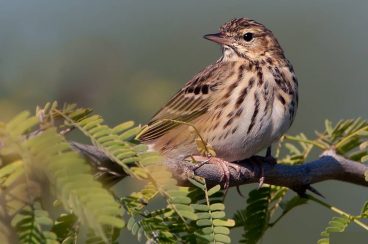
[278,133,313,165]
[58,104,227,243]
[85,226,120,244]
[233,132,314,244]
[318,217,351,244]
[234,118,368,244]
[0,103,367,243]
[361,201,368,218]
[189,177,235,243]
[0,103,123,242]
[234,187,271,244]
[51,214,77,243]
[317,199,368,244]
[12,202,58,244]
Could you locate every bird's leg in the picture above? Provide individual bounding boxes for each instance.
[191,155,240,189]
[265,146,277,165]
[258,146,277,189]
[266,146,272,158]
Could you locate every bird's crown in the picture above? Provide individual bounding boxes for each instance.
[219,18,265,33]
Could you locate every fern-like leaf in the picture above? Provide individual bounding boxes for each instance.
[57,110,202,242]
[318,216,351,244]
[189,177,234,243]
[234,187,271,244]
[51,214,77,243]
[318,118,368,160]
[11,202,58,244]
[1,111,124,241]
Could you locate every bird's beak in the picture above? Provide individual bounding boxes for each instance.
[203,32,231,45]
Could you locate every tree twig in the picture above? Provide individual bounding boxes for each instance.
[71,143,368,193]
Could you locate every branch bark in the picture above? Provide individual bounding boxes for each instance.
[72,143,368,192]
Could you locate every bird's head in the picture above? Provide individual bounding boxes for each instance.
[204,18,284,61]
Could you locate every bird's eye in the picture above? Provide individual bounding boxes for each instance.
[243,32,253,42]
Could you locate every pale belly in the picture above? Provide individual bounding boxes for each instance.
[211,98,292,162]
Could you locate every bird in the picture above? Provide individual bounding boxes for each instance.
[137,18,298,186]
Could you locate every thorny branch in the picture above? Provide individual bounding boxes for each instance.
[72,143,368,194]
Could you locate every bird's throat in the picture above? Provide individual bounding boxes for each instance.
[221,45,242,62]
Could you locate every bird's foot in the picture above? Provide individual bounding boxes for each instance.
[258,154,276,188]
[192,155,240,189]
[247,155,266,189]
[255,146,277,188]
[258,175,265,189]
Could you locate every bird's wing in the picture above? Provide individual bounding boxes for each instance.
[137,67,220,142]
[138,85,212,142]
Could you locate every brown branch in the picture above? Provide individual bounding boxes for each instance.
[72,143,368,193]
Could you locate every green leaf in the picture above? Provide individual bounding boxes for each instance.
[215,233,231,243]
[361,201,368,216]
[210,203,225,211]
[214,226,230,235]
[174,204,194,212]
[188,177,206,190]
[179,211,198,220]
[112,121,135,134]
[207,185,221,196]
[0,160,23,180]
[211,211,226,219]
[201,227,213,234]
[170,196,191,204]
[318,216,351,243]
[361,155,368,163]
[235,187,271,244]
[325,120,333,135]
[12,203,58,244]
[120,127,141,140]
[51,214,77,242]
[196,219,213,226]
[197,212,211,219]
[3,110,125,241]
[213,219,235,227]
[191,204,209,212]
[127,217,136,231]
[285,143,300,155]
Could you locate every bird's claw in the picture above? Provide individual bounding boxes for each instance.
[258,176,265,189]
[191,155,241,190]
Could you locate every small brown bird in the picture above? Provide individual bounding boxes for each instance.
[138,18,298,184]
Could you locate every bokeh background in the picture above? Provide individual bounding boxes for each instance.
[0,0,367,243]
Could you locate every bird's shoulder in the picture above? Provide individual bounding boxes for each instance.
[152,60,232,118]
[183,59,236,91]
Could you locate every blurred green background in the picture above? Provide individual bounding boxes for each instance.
[0,0,367,243]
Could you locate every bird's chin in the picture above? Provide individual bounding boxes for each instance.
[221,45,242,61]
[222,45,233,53]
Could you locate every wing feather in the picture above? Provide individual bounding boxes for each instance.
[138,61,227,142]
[138,87,210,142]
